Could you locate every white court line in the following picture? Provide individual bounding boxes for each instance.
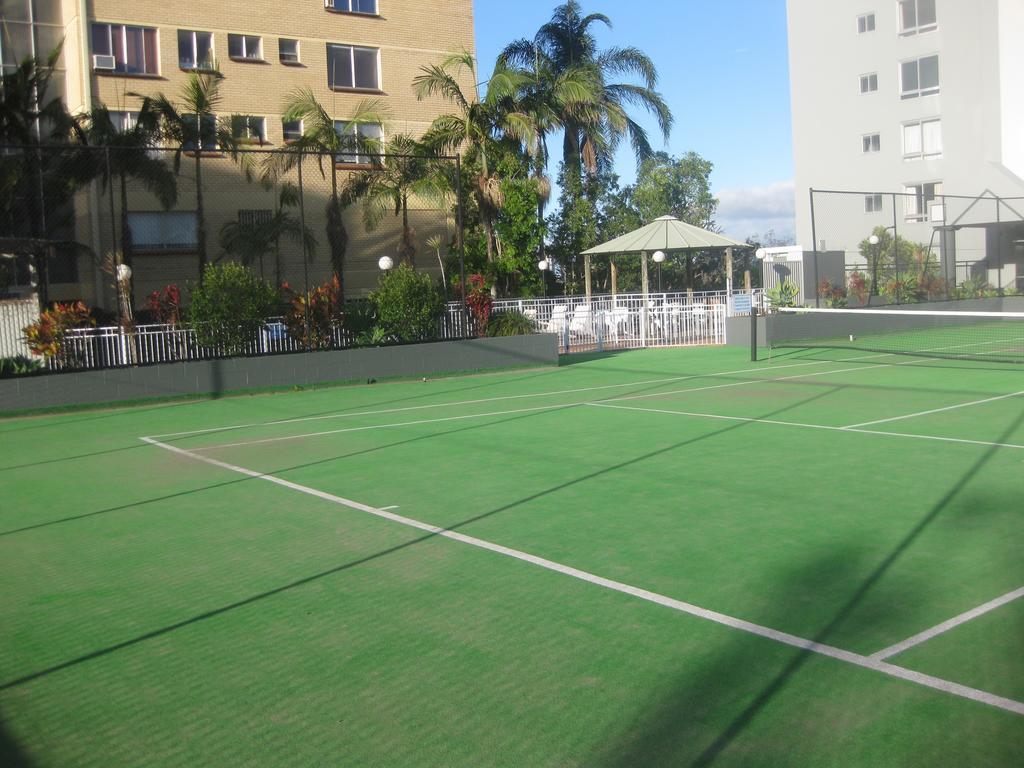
[149,355,891,440]
[190,404,576,452]
[870,587,1024,661]
[139,434,1024,716]
[843,390,1024,430]
[381,505,399,511]
[586,402,1024,451]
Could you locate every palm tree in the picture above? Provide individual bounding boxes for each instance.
[218,182,317,285]
[264,89,389,297]
[84,103,178,269]
[137,69,253,280]
[343,134,448,268]
[413,50,534,263]
[501,0,673,180]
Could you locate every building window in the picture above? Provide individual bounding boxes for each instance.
[333,121,383,164]
[904,182,942,221]
[91,23,159,75]
[326,0,378,14]
[177,30,214,70]
[857,13,875,33]
[279,38,300,64]
[183,113,218,152]
[862,133,880,153]
[232,115,266,144]
[859,73,878,93]
[902,119,942,160]
[899,0,937,34]
[864,194,884,213]
[128,211,198,251]
[228,33,262,61]
[900,55,939,98]
[282,119,303,142]
[109,111,139,133]
[327,44,380,91]
[238,209,273,228]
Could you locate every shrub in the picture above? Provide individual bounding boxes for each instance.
[188,263,279,354]
[371,264,444,343]
[146,284,182,325]
[847,271,870,305]
[485,310,536,337]
[463,273,493,335]
[766,279,799,309]
[282,276,342,349]
[23,301,94,358]
[0,355,43,378]
[819,279,847,308]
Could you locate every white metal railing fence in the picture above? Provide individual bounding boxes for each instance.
[7,289,756,373]
[0,298,38,358]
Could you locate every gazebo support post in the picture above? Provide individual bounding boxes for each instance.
[725,247,734,295]
[584,253,592,303]
[610,259,618,298]
[641,251,649,346]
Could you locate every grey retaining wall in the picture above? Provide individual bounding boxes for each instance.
[726,297,1024,349]
[0,334,558,414]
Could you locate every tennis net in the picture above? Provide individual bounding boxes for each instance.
[763,307,1024,364]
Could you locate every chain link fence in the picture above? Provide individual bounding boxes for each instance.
[808,189,1024,306]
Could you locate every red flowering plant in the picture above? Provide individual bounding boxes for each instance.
[282,275,342,349]
[23,301,94,359]
[847,271,870,306]
[463,273,493,336]
[146,284,182,325]
[819,278,847,308]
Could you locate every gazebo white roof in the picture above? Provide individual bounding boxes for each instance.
[582,215,747,255]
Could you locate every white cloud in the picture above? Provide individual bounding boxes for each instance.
[714,180,795,243]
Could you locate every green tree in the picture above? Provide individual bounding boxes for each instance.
[492,154,547,296]
[217,182,317,284]
[371,263,444,342]
[84,104,178,269]
[342,134,448,267]
[187,262,279,353]
[140,69,255,281]
[265,90,389,296]
[858,226,917,297]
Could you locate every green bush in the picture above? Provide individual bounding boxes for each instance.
[0,355,43,378]
[485,310,536,337]
[188,262,279,354]
[371,264,444,343]
[766,279,800,309]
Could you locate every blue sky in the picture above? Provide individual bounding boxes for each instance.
[473,0,795,241]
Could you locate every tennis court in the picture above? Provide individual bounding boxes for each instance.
[1,323,1022,766]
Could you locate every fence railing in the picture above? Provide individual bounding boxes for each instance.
[14,290,757,373]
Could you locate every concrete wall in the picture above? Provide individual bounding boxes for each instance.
[726,297,1024,348]
[0,334,557,414]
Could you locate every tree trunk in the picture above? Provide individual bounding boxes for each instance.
[400,192,415,267]
[194,151,207,282]
[326,165,348,299]
[119,171,134,268]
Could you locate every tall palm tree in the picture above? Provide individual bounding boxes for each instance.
[414,50,534,263]
[264,89,389,297]
[137,69,253,280]
[84,103,178,269]
[218,182,317,285]
[343,134,448,267]
[501,0,673,180]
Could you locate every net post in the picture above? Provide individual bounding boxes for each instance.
[750,306,758,362]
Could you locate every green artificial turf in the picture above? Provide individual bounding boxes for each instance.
[1,345,1022,766]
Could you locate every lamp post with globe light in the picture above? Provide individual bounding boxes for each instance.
[378,256,394,275]
[538,259,548,297]
[652,250,666,293]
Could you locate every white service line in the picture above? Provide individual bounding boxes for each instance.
[148,356,888,440]
[190,404,575,452]
[843,390,1024,430]
[586,402,1024,451]
[139,434,1024,717]
[870,586,1024,661]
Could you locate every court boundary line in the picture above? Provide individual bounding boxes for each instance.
[843,390,1024,430]
[870,586,1024,661]
[585,402,1024,451]
[139,434,1024,716]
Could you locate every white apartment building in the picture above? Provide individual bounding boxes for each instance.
[787,0,1024,292]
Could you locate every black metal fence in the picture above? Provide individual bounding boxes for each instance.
[808,189,1024,306]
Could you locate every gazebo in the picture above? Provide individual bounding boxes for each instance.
[580,214,749,301]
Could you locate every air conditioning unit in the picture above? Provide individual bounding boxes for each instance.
[92,54,116,71]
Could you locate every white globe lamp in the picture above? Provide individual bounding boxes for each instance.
[537,259,549,271]
[378,256,394,271]
[868,235,880,246]
[116,263,132,282]
[652,250,666,263]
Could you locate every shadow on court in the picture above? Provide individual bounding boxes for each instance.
[0,385,845,692]
[0,713,35,768]
[587,405,1024,767]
